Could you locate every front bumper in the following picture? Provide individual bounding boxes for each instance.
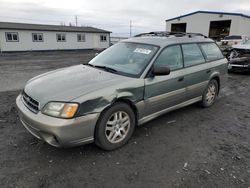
[228,57,250,71]
[16,94,100,147]
[228,64,250,69]
[228,62,250,71]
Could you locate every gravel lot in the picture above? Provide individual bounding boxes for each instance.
[0,51,250,188]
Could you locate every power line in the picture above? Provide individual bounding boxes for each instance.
[75,15,78,26]
[130,20,132,37]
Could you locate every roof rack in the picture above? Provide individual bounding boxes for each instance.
[134,31,207,38]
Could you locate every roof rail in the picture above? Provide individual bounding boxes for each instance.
[134,31,207,38]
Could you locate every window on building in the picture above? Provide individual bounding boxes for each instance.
[57,34,66,42]
[182,43,205,67]
[100,35,107,42]
[32,33,43,42]
[6,32,19,42]
[154,45,183,71]
[200,43,224,61]
[77,34,85,42]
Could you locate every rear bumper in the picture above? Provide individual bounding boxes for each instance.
[16,94,100,147]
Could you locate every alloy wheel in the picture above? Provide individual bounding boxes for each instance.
[105,111,130,144]
[205,83,216,105]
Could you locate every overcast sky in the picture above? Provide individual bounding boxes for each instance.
[0,0,250,37]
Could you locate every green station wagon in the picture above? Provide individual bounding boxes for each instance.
[16,32,228,150]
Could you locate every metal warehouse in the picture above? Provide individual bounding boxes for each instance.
[0,22,111,52]
[166,11,250,40]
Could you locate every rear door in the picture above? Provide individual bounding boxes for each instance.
[181,43,210,100]
[183,43,225,100]
[144,45,187,116]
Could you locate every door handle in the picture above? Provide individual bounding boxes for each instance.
[206,70,211,73]
[178,76,184,82]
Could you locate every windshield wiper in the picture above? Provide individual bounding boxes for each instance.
[86,64,118,73]
[91,65,118,73]
[86,63,94,67]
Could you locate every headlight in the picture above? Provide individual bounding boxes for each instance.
[42,102,79,119]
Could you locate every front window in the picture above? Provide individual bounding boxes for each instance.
[154,45,183,71]
[88,42,159,77]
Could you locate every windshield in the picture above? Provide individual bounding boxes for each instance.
[244,40,250,45]
[88,42,159,77]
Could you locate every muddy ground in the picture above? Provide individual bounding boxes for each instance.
[0,51,250,188]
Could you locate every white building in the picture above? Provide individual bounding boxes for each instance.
[166,11,250,40]
[0,22,111,52]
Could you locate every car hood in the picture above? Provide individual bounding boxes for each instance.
[24,65,134,109]
[232,44,250,50]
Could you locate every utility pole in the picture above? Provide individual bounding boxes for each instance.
[130,20,132,37]
[75,15,78,27]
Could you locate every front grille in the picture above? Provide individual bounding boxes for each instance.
[236,49,250,56]
[22,92,39,113]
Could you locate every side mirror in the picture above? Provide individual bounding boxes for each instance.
[152,66,170,76]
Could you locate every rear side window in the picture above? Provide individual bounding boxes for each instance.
[224,36,242,40]
[182,44,205,67]
[200,43,224,61]
[154,45,183,71]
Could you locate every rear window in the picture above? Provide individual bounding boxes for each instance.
[224,36,242,40]
[200,43,224,61]
[182,43,205,67]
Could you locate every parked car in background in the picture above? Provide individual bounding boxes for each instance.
[228,57,250,72]
[16,32,228,150]
[220,35,249,51]
[227,40,250,72]
[229,40,250,59]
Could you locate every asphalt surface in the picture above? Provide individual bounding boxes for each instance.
[0,51,250,188]
[0,50,97,92]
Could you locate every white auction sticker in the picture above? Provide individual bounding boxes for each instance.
[134,48,152,55]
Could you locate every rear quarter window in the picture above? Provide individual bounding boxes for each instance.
[200,43,224,61]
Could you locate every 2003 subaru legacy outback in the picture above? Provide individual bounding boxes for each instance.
[16,32,227,150]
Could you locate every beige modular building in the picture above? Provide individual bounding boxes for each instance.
[0,22,111,52]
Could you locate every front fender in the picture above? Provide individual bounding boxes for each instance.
[74,80,145,117]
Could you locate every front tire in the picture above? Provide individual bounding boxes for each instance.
[201,79,218,108]
[94,102,135,150]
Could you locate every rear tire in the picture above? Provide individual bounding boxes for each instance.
[201,79,218,108]
[94,102,135,151]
